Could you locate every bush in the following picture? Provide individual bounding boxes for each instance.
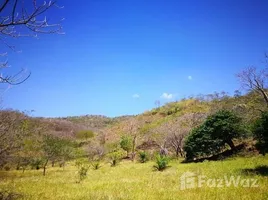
[108,149,125,167]
[153,155,170,171]
[91,161,101,170]
[0,190,22,200]
[120,135,132,154]
[75,159,89,183]
[76,130,94,140]
[138,151,149,163]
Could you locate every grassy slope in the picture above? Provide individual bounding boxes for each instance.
[0,156,268,200]
[32,92,264,143]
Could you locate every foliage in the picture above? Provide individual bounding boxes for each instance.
[91,161,101,170]
[0,190,22,200]
[30,158,43,170]
[76,130,94,140]
[138,151,149,163]
[120,135,132,153]
[153,154,170,171]
[0,110,45,169]
[42,135,74,175]
[184,110,245,160]
[153,155,169,171]
[252,111,268,155]
[75,159,89,183]
[107,149,126,167]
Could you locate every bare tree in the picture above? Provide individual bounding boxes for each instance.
[152,113,207,158]
[0,110,27,166]
[237,66,268,106]
[166,128,188,158]
[153,119,187,158]
[122,117,145,161]
[0,110,43,167]
[0,0,63,85]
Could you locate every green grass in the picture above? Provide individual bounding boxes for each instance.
[0,156,268,200]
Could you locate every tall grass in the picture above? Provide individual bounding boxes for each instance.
[0,156,267,200]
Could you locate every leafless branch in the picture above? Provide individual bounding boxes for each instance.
[0,0,64,85]
[237,64,268,106]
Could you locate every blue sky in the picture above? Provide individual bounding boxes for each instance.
[2,0,268,117]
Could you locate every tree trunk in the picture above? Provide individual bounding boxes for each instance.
[131,135,137,162]
[259,89,268,106]
[16,162,20,170]
[43,159,48,176]
[180,148,185,157]
[226,140,236,151]
[176,148,180,159]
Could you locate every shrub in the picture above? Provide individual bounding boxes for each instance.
[77,166,88,183]
[120,135,132,154]
[153,154,170,171]
[76,130,94,140]
[138,151,149,163]
[108,149,125,167]
[91,161,101,170]
[0,190,22,200]
[75,159,89,183]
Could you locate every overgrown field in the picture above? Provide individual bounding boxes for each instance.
[0,156,268,200]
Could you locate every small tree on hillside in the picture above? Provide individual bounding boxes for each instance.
[151,113,206,158]
[42,135,73,175]
[0,110,43,168]
[120,135,132,155]
[184,110,244,160]
[107,148,125,167]
[123,118,144,161]
[252,111,268,155]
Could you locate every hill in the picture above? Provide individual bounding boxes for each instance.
[23,90,264,156]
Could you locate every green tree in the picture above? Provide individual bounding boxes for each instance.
[107,148,126,167]
[252,111,268,155]
[76,130,94,141]
[120,135,132,154]
[184,110,244,160]
[42,135,73,175]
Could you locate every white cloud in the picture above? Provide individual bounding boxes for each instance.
[160,92,174,100]
[188,75,192,80]
[132,94,140,99]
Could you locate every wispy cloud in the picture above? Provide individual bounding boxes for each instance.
[188,75,192,80]
[160,92,174,100]
[132,94,140,99]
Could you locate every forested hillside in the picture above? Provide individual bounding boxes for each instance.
[1,89,266,169]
